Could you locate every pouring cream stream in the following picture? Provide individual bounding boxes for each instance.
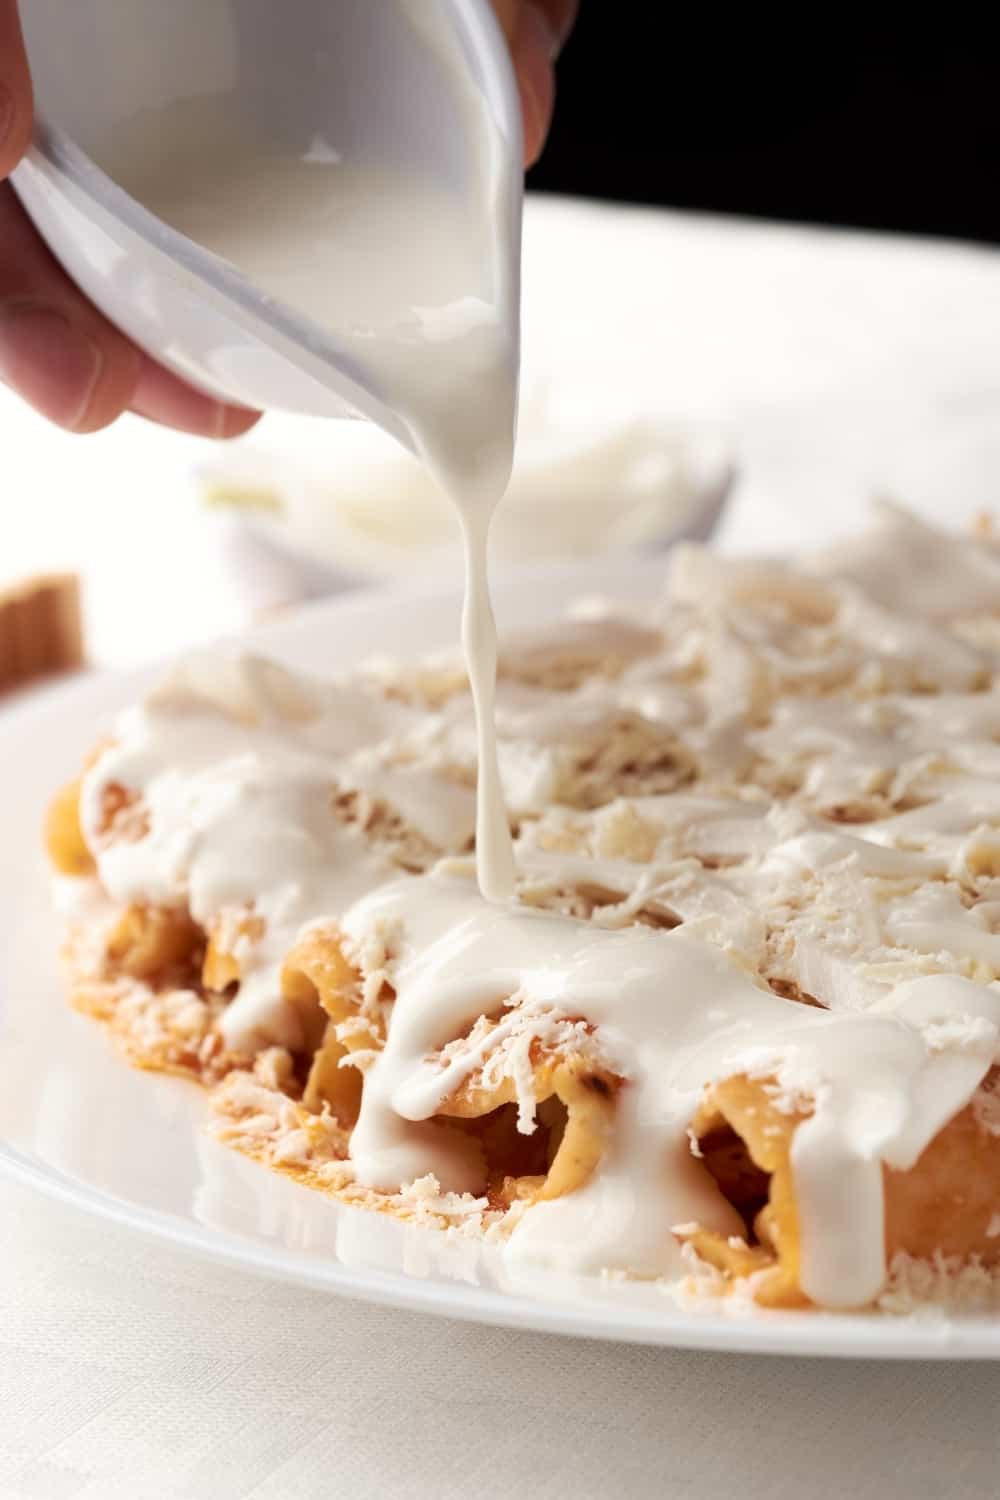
[97,6,522,903]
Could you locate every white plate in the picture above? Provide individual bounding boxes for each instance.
[3,561,999,1359]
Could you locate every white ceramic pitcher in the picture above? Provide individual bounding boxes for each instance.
[11,0,523,458]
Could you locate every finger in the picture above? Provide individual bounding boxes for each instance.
[0,0,33,177]
[511,5,557,166]
[0,185,259,436]
[130,356,260,439]
[491,0,519,45]
[0,183,140,429]
[531,0,579,53]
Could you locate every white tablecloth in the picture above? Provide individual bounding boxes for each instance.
[5,201,1000,1497]
[4,1179,1000,1499]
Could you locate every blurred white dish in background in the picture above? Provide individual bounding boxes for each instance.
[199,381,733,598]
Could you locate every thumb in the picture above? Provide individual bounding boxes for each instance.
[0,0,33,179]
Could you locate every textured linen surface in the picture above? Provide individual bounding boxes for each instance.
[3,1181,1000,1500]
[5,205,1000,1498]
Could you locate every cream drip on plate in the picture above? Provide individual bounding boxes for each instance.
[337,870,1000,1306]
[73,507,1000,1307]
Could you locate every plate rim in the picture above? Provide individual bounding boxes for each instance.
[7,1139,1000,1359]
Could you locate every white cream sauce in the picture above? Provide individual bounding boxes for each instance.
[339,870,1000,1304]
[74,509,1000,1307]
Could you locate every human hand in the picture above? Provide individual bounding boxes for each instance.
[493,0,578,166]
[0,0,576,436]
[0,0,262,436]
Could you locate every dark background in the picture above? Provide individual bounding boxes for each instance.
[528,14,1000,244]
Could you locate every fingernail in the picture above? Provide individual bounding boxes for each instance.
[524,2,560,60]
[0,304,102,429]
[517,70,545,167]
[514,6,556,165]
[213,400,259,440]
[131,354,259,438]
